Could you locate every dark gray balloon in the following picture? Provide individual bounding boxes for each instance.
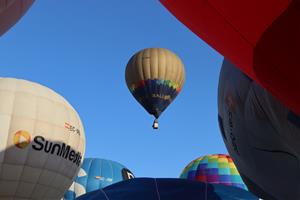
[218,59,300,200]
[76,178,258,200]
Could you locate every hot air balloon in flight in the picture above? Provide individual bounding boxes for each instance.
[76,178,259,200]
[64,158,135,199]
[0,78,85,199]
[180,154,247,190]
[0,0,34,36]
[160,0,300,116]
[125,48,185,129]
[218,59,300,200]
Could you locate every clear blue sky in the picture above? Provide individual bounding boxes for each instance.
[0,1,226,178]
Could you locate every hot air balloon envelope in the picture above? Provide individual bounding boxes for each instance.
[218,59,300,199]
[180,154,247,190]
[0,0,34,36]
[64,158,134,199]
[125,48,185,126]
[77,178,258,200]
[0,78,85,199]
[160,0,300,116]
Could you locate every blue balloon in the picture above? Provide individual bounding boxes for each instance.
[63,158,134,199]
[77,178,259,200]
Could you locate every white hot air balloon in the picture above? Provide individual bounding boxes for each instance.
[0,78,85,200]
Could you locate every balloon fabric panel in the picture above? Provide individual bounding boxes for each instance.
[0,0,34,36]
[160,0,300,116]
[63,158,135,199]
[180,154,247,190]
[77,178,259,200]
[130,79,180,118]
[0,78,85,199]
[218,59,300,199]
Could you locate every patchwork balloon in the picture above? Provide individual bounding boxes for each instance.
[180,154,247,190]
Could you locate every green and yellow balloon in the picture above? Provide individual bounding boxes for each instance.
[125,48,185,129]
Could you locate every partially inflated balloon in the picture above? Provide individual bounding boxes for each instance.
[0,0,34,36]
[64,158,135,199]
[218,59,300,199]
[180,154,247,190]
[125,48,185,128]
[0,78,85,199]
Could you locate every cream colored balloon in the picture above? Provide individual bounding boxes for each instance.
[0,78,85,200]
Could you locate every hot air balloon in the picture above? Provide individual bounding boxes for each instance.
[0,0,34,36]
[218,59,300,199]
[64,158,135,199]
[160,0,300,116]
[0,78,85,199]
[76,178,259,200]
[125,48,185,129]
[180,154,247,190]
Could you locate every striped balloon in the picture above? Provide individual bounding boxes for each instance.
[64,158,135,199]
[180,154,247,190]
[125,48,185,123]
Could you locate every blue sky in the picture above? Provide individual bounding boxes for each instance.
[0,1,225,177]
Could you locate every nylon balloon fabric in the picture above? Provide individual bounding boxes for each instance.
[0,78,85,199]
[160,0,300,117]
[76,178,258,200]
[64,158,134,199]
[180,154,247,190]
[125,48,185,119]
[218,59,300,200]
[0,0,34,36]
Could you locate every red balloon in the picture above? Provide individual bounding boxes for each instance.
[160,0,300,115]
[0,0,34,36]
